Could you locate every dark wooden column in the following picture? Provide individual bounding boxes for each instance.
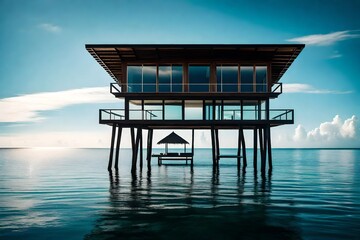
[146,129,153,169]
[211,128,216,167]
[139,128,143,170]
[130,127,136,173]
[114,125,122,170]
[215,129,220,165]
[237,128,242,171]
[132,128,141,173]
[267,126,272,171]
[253,128,258,172]
[240,128,247,168]
[259,127,264,172]
[191,129,195,166]
[108,124,116,171]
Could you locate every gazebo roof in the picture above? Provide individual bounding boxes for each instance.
[157,132,189,145]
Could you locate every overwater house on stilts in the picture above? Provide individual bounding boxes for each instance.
[86,44,304,174]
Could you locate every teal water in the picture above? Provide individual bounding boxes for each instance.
[0,148,359,239]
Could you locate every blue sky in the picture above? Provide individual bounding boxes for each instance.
[0,0,359,148]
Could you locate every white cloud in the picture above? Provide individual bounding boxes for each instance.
[0,87,117,123]
[38,23,62,33]
[283,83,352,94]
[293,115,359,148]
[287,30,360,46]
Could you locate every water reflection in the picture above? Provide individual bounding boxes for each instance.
[85,166,301,239]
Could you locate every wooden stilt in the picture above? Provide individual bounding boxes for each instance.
[263,127,267,173]
[108,124,116,171]
[147,129,153,169]
[211,128,216,167]
[132,128,141,173]
[237,128,241,171]
[253,128,257,172]
[114,125,122,170]
[139,128,143,170]
[259,128,264,173]
[267,126,272,171]
[191,129,194,166]
[215,129,220,165]
[130,127,136,173]
[240,128,247,168]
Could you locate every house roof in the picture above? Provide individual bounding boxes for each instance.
[86,44,305,84]
[157,132,189,145]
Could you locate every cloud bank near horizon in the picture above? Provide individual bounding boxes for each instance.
[0,87,117,123]
[292,115,359,148]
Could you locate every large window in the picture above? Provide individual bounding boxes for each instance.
[189,65,210,92]
[127,65,156,93]
[164,100,182,120]
[143,66,156,92]
[158,66,171,92]
[216,65,238,92]
[256,66,267,92]
[185,100,203,120]
[240,66,253,92]
[172,65,183,92]
[127,66,142,92]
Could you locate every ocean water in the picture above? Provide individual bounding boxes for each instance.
[0,148,359,239]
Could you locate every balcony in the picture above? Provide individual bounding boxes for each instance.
[110,82,282,95]
[99,108,293,128]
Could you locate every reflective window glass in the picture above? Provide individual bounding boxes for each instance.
[240,66,253,92]
[189,65,210,92]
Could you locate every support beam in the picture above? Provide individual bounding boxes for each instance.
[139,128,143,170]
[253,128,258,172]
[191,129,194,166]
[130,127,136,173]
[132,128,141,173]
[240,128,247,168]
[147,129,153,169]
[114,125,122,170]
[263,127,267,173]
[215,129,220,165]
[211,128,216,167]
[267,126,273,171]
[108,124,116,171]
[237,128,241,171]
[259,128,264,170]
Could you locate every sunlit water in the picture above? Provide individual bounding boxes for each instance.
[0,148,359,239]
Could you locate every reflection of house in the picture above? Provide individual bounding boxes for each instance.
[86,44,304,173]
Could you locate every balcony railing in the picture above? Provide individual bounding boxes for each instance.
[110,82,282,94]
[99,109,293,122]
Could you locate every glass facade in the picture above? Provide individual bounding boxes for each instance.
[240,66,253,92]
[158,66,171,92]
[172,65,183,92]
[188,65,210,92]
[127,66,142,92]
[127,64,266,93]
[143,66,156,92]
[216,66,238,92]
[256,66,267,92]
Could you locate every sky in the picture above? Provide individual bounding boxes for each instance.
[0,0,359,148]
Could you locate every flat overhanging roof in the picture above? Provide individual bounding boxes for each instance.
[85,44,304,84]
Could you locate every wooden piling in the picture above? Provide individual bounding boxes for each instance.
[114,125,122,170]
[215,129,220,165]
[240,128,247,168]
[108,124,116,171]
[146,129,153,169]
[139,128,143,170]
[237,128,242,171]
[130,127,136,173]
[253,128,257,172]
[267,126,272,171]
[211,128,216,167]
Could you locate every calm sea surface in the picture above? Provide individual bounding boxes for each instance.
[0,148,359,239]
